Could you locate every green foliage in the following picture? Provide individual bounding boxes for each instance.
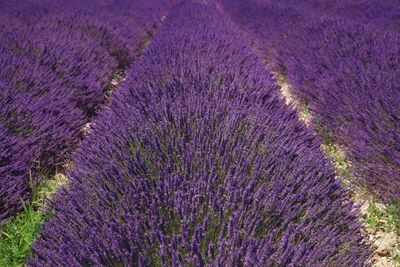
[362,201,400,264]
[386,203,400,234]
[386,203,400,265]
[395,244,400,265]
[362,202,384,230]
[0,173,59,266]
[362,201,400,234]
[0,202,43,267]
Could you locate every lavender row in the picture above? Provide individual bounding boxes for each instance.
[270,0,400,33]
[30,2,369,265]
[219,0,400,203]
[0,0,172,222]
[1,0,174,69]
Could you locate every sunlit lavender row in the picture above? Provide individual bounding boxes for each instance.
[219,0,400,203]
[2,0,399,265]
[29,2,369,265]
[0,0,172,222]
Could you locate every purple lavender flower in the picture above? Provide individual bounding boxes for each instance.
[29,2,370,265]
[219,0,400,203]
[0,0,172,222]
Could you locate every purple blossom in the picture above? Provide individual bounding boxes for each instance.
[219,0,400,203]
[30,2,370,265]
[0,0,172,222]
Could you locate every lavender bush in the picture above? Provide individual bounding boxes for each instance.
[271,0,400,32]
[0,47,85,220]
[1,25,116,115]
[30,2,369,265]
[0,70,84,222]
[219,0,400,203]
[0,0,172,222]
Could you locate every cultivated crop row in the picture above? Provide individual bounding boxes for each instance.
[29,2,369,265]
[219,0,400,204]
[0,0,172,222]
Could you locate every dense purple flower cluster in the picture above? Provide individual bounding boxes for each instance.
[272,0,400,32]
[219,0,400,203]
[0,0,172,222]
[30,2,369,265]
[1,24,116,115]
[0,53,84,220]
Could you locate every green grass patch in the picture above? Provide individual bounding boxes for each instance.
[0,202,44,266]
[0,172,62,266]
[361,201,400,234]
[362,201,400,264]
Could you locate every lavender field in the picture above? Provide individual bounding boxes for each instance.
[0,0,399,266]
